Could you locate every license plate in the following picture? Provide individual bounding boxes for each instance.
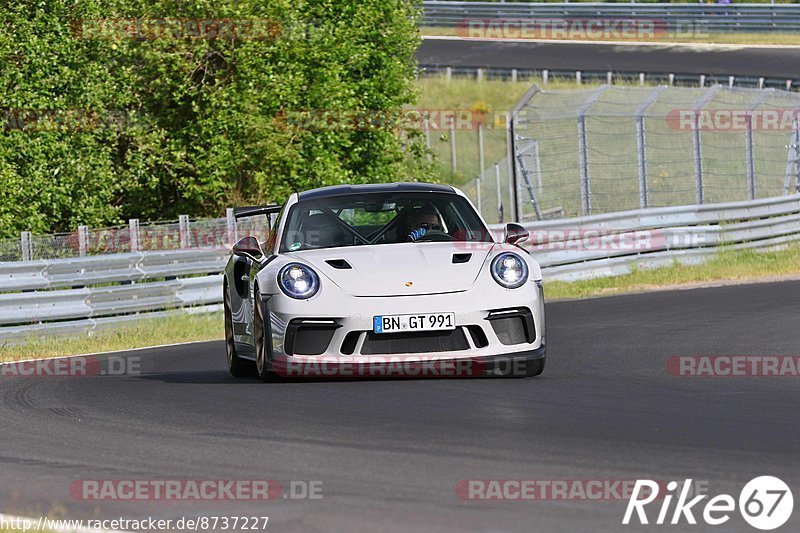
[373,313,455,334]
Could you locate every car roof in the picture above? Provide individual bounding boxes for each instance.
[297,182,455,201]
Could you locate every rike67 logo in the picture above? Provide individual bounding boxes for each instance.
[623,476,793,530]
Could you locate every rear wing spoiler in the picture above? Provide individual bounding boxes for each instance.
[234,205,282,219]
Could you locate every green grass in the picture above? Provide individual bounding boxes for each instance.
[0,311,223,362]
[544,242,800,300]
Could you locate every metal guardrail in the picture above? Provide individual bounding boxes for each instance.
[1,194,798,342]
[421,2,800,33]
[521,194,800,281]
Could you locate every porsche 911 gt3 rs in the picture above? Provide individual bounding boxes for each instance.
[223,182,546,381]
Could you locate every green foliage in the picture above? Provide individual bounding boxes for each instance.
[0,0,431,238]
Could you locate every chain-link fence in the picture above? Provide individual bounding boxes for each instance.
[0,212,272,262]
[463,85,800,222]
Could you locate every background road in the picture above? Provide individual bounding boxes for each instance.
[1,280,799,532]
[418,37,800,78]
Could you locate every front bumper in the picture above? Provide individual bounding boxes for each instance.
[262,276,546,372]
[269,344,546,378]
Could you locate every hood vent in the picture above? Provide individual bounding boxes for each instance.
[325,258,352,269]
[452,253,472,264]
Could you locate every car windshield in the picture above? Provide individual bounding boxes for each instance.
[280,192,493,252]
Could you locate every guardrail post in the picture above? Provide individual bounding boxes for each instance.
[129,219,140,252]
[78,225,89,257]
[179,214,190,249]
[226,208,237,247]
[21,231,32,261]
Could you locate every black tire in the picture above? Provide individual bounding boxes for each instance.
[525,356,546,377]
[254,286,280,382]
[225,282,255,378]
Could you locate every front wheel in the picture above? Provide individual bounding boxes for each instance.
[254,287,280,382]
[225,283,255,377]
[525,356,545,377]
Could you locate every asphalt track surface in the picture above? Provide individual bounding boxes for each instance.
[418,38,800,79]
[2,280,800,532]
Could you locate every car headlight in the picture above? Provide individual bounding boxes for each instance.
[491,252,528,289]
[278,263,320,299]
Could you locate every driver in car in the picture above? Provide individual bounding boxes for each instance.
[403,207,443,242]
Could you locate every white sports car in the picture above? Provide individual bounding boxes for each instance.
[223,183,546,381]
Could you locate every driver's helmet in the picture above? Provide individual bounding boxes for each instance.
[404,206,443,242]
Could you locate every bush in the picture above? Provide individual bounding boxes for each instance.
[0,0,431,238]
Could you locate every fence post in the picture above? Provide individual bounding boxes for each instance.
[577,116,591,215]
[690,85,721,205]
[179,214,190,249]
[423,114,431,154]
[575,86,608,216]
[475,176,482,214]
[449,115,457,174]
[78,225,89,257]
[542,69,549,86]
[21,231,32,261]
[507,112,520,221]
[745,117,756,200]
[495,163,504,224]
[635,86,666,209]
[476,122,485,214]
[744,90,771,201]
[478,122,485,182]
[129,219,140,252]
[226,208,237,247]
[511,68,518,83]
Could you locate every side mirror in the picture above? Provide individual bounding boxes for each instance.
[504,223,529,245]
[232,236,263,259]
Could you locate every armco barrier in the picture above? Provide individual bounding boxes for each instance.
[1,194,799,342]
[421,2,800,34]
